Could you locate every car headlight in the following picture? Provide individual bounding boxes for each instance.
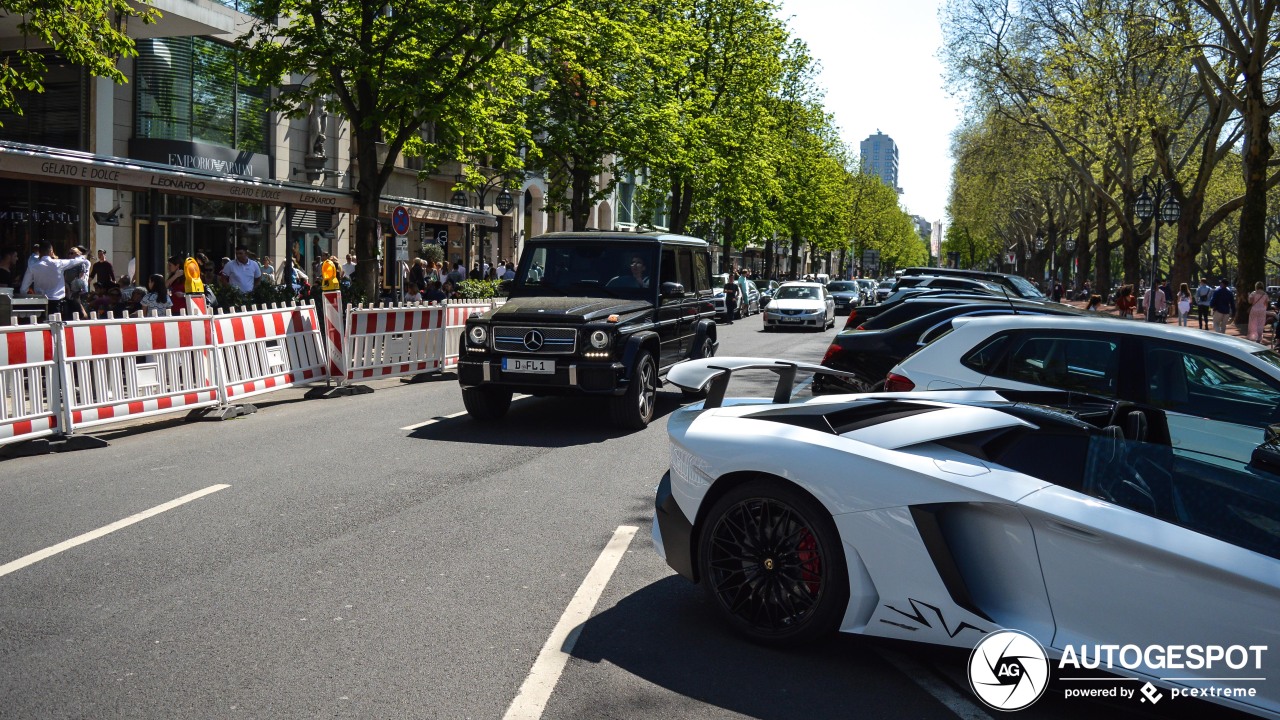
[468,324,488,345]
[590,330,611,349]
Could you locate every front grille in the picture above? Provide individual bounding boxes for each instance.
[782,309,804,316]
[492,326,577,355]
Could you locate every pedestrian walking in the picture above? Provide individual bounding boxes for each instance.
[1116,285,1136,318]
[1195,278,1213,329]
[723,272,740,324]
[1210,278,1236,333]
[88,249,115,286]
[1247,281,1268,343]
[1143,281,1167,322]
[1176,283,1192,327]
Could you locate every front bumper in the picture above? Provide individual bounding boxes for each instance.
[763,313,824,328]
[458,355,628,395]
[654,471,696,581]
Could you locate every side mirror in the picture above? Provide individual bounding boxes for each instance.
[661,282,685,297]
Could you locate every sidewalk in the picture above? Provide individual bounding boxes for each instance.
[1061,298,1262,343]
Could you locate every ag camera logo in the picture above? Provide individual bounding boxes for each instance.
[969,630,1051,711]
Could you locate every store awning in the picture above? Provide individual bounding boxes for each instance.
[0,141,501,227]
[0,140,353,211]
[378,194,498,228]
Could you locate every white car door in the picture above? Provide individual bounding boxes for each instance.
[1017,440,1280,716]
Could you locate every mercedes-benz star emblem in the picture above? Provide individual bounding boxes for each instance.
[523,330,545,351]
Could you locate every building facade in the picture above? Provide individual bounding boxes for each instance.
[859,131,901,194]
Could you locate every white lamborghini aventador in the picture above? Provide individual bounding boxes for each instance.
[654,357,1280,719]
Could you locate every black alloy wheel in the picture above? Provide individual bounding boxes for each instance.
[462,386,513,420]
[611,350,657,430]
[698,479,849,644]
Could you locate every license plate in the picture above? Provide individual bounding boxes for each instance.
[781,316,802,323]
[503,357,555,374]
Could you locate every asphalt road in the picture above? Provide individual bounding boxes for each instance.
[0,312,1250,720]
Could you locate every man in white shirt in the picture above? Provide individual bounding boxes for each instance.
[19,241,90,315]
[342,254,356,277]
[219,245,262,293]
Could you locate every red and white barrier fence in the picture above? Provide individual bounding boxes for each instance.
[58,313,222,432]
[342,303,446,383]
[211,303,327,402]
[0,323,61,446]
[442,300,500,369]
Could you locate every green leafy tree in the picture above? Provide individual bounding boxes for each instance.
[0,0,156,116]
[239,0,571,297]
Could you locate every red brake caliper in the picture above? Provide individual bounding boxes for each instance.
[796,529,822,596]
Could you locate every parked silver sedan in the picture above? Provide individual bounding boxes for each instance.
[761,282,835,331]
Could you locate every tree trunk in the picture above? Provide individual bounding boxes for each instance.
[570,168,593,230]
[353,130,383,300]
[1122,226,1141,286]
[1095,210,1112,303]
[1235,90,1273,324]
[722,216,735,272]
[668,174,694,234]
[789,231,801,279]
[764,235,775,279]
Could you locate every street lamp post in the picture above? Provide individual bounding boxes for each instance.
[452,174,515,278]
[1134,176,1182,322]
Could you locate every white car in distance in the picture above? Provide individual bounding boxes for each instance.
[888,315,1280,464]
[762,282,835,331]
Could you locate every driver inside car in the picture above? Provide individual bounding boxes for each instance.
[607,255,650,288]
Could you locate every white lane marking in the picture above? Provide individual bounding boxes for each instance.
[503,525,638,720]
[0,484,231,580]
[875,647,993,720]
[402,395,530,430]
[401,411,467,431]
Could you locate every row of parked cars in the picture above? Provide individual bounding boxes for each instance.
[655,265,1280,720]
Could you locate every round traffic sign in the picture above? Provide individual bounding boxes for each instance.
[391,205,411,236]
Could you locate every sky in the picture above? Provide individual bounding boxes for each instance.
[776,0,963,225]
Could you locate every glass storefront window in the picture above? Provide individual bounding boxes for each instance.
[135,38,266,155]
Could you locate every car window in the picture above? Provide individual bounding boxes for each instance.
[1008,276,1045,298]
[692,251,710,292]
[1145,341,1280,427]
[994,334,1120,397]
[774,286,817,300]
[675,248,695,292]
[962,334,1012,374]
[1079,435,1280,560]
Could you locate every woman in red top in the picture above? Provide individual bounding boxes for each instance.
[1115,285,1135,318]
[165,255,187,314]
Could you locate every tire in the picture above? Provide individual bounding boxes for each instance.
[682,336,716,400]
[697,478,849,645]
[610,350,657,430]
[461,386,512,420]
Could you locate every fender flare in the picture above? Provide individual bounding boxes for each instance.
[620,331,660,379]
[689,319,718,358]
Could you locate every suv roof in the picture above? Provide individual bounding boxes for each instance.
[533,231,709,248]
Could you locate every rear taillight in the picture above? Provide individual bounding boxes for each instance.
[842,309,859,329]
[883,373,916,392]
[855,324,866,331]
[820,343,844,367]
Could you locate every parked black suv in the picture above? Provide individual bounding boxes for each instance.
[457,232,718,429]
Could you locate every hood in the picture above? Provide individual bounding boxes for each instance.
[829,290,859,298]
[769,298,826,311]
[490,295,651,323]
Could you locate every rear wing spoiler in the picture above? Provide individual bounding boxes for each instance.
[666,357,865,409]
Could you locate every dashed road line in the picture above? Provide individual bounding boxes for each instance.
[503,525,638,720]
[401,395,529,430]
[0,484,231,579]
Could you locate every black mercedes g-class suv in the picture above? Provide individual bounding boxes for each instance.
[457,232,718,429]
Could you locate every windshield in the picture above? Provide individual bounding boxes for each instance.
[1255,350,1280,373]
[1008,275,1046,298]
[827,281,858,292]
[878,280,894,289]
[775,286,822,301]
[712,274,729,289]
[512,242,658,298]
[753,280,773,290]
